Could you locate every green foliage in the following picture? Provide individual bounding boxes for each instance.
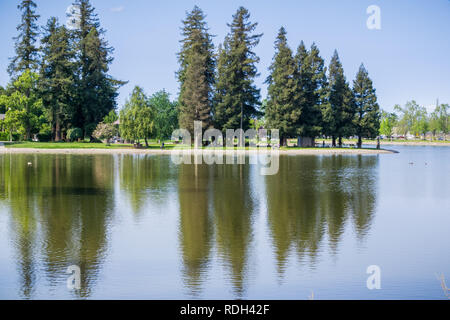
[177,6,215,134]
[67,127,83,141]
[8,0,40,76]
[72,0,125,138]
[37,123,52,142]
[40,17,76,141]
[379,111,397,139]
[429,103,449,138]
[352,64,380,147]
[295,42,327,138]
[120,86,155,145]
[149,90,178,141]
[0,86,6,113]
[395,101,428,138]
[322,50,356,145]
[0,70,43,140]
[265,27,300,142]
[0,132,9,141]
[103,110,119,124]
[213,7,262,131]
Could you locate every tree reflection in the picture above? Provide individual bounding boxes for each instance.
[119,154,175,217]
[178,163,213,296]
[212,164,255,297]
[0,154,114,298]
[266,155,378,276]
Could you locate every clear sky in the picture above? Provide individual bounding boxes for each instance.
[1,0,449,112]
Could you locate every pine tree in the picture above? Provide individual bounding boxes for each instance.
[295,42,326,144]
[352,64,380,148]
[72,0,124,139]
[40,18,76,141]
[213,7,262,131]
[8,0,40,77]
[265,27,299,145]
[323,50,355,147]
[179,49,212,134]
[0,86,6,114]
[177,6,215,134]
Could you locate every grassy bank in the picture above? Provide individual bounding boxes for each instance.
[317,138,450,145]
[2,141,178,149]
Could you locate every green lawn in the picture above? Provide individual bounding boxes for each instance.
[317,138,449,144]
[4,142,133,149]
[3,141,182,149]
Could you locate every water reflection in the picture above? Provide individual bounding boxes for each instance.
[119,154,176,217]
[0,153,379,299]
[0,154,114,298]
[212,164,256,297]
[178,163,213,296]
[265,156,378,275]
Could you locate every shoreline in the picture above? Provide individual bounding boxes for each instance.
[362,141,449,146]
[0,147,396,155]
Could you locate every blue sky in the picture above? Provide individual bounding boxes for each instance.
[1,0,449,112]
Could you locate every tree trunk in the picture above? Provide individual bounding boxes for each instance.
[338,136,342,147]
[357,136,362,149]
[52,122,56,142]
[144,137,149,147]
[332,136,336,147]
[55,120,61,142]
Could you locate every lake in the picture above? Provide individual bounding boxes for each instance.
[0,145,449,299]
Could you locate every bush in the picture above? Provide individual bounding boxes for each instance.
[0,132,8,141]
[67,127,83,142]
[38,124,52,142]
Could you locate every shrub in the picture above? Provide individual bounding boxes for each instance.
[38,124,52,142]
[0,132,8,141]
[67,127,83,142]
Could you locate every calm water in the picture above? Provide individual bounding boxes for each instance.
[0,146,448,299]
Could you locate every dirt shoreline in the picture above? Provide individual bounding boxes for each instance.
[362,141,449,146]
[0,147,395,155]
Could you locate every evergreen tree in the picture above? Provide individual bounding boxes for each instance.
[8,0,40,77]
[72,0,124,138]
[179,38,213,134]
[265,27,299,145]
[0,86,6,114]
[177,6,215,134]
[322,50,355,147]
[213,7,262,131]
[40,18,76,141]
[352,64,380,148]
[295,42,326,142]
